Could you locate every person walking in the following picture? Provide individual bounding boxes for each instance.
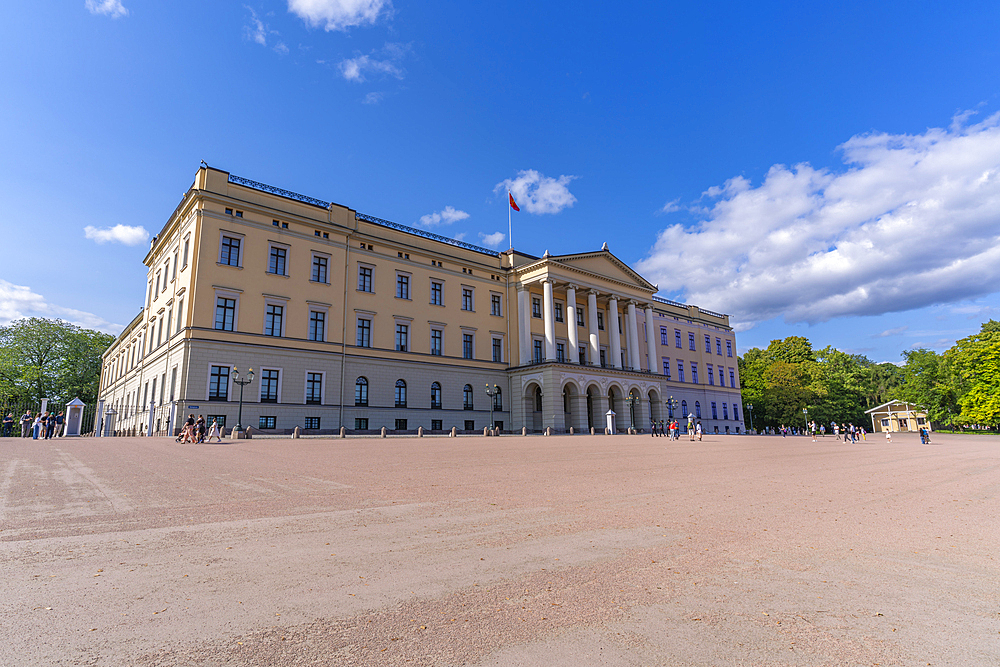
[32,413,42,439]
[695,421,703,441]
[688,415,696,441]
[196,415,206,443]
[2,413,13,437]
[44,412,56,440]
[54,411,64,437]
[207,419,223,443]
[21,411,33,438]
[885,429,892,443]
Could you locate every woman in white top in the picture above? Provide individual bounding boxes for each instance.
[207,419,223,443]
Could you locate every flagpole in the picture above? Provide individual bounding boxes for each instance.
[508,189,513,251]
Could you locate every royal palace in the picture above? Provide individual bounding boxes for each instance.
[98,166,745,436]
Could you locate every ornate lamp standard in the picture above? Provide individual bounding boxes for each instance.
[232,367,254,437]
[624,393,641,432]
[746,403,754,434]
[485,384,499,434]
[802,407,809,436]
[665,395,680,438]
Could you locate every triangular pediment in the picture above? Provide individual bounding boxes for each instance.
[546,249,657,292]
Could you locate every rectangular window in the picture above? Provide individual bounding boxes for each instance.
[215,297,236,331]
[554,302,563,322]
[720,367,726,387]
[156,317,163,347]
[165,308,172,340]
[733,406,739,421]
[576,308,585,327]
[395,382,407,407]
[579,345,587,364]
[705,334,712,353]
[260,369,279,403]
[358,266,373,292]
[688,332,696,351]
[662,357,671,378]
[431,419,443,431]
[691,363,698,384]
[716,338,723,355]
[396,324,409,352]
[729,369,736,387]
[312,255,328,283]
[431,281,443,305]
[397,274,410,299]
[207,415,226,428]
[600,349,606,367]
[264,304,283,337]
[220,236,241,266]
[677,361,685,382]
[169,366,177,401]
[675,329,682,348]
[259,416,276,429]
[356,318,371,347]
[309,311,325,341]
[355,379,368,406]
[163,261,170,287]
[462,333,474,359]
[462,288,473,311]
[597,311,604,330]
[711,402,718,419]
[491,293,502,316]
[707,364,714,385]
[464,420,475,431]
[726,340,733,357]
[172,250,178,280]
[306,372,322,405]
[304,417,320,429]
[556,342,565,362]
[155,271,161,297]
[209,366,229,401]
[661,327,669,345]
[723,403,729,420]
[355,418,369,430]
[395,419,408,431]
[176,299,184,333]
[431,329,443,356]
[492,337,503,363]
[182,238,189,268]
[269,246,287,275]
[532,297,541,318]
[533,340,543,363]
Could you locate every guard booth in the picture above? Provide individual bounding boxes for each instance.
[64,398,85,437]
[605,409,617,434]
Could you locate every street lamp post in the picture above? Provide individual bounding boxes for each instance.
[232,366,254,437]
[624,394,641,433]
[747,403,754,434]
[802,407,809,436]
[485,384,499,434]
[665,395,680,439]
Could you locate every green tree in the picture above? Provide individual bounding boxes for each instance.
[949,321,1000,427]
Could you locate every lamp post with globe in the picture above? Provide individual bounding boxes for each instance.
[232,367,254,437]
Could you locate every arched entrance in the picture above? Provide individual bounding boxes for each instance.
[523,382,543,432]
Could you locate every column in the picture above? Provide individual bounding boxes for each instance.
[627,301,641,370]
[565,285,579,364]
[587,290,600,364]
[608,296,622,369]
[644,305,658,373]
[542,279,556,361]
[516,285,531,365]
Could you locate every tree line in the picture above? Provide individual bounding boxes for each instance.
[0,318,115,408]
[738,320,1000,430]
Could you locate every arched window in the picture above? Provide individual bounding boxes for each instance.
[430,382,442,409]
[395,379,407,407]
[681,400,688,418]
[355,377,368,406]
[492,387,502,411]
[695,401,702,419]
[463,384,474,410]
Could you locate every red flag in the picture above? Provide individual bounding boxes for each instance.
[509,193,520,212]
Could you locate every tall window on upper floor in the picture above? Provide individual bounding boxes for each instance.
[462,288,473,311]
[395,324,409,352]
[675,329,682,348]
[430,281,443,305]
[172,250,178,280]
[264,304,283,337]
[220,236,241,266]
[597,311,604,330]
[688,332,696,351]
[356,318,371,347]
[269,246,287,276]
[215,297,236,331]
[492,337,502,363]
[729,368,736,387]
[308,311,325,341]
[182,238,190,268]
[430,329,442,356]
[723,403,729,420]
[677,361,685,382]
[260,369,279,403]
[533,340,543,363]
[556,342,565,362]
[705,334,711,353]
[491,294,502,316]
[312,255,328,283]
[733,405,739,421]
[554,303,563,322]
[662,357,671,378]
[355,377,368,406]
[707,364,714,385]
[532,297,541,318]
[576,308,585,327]
[462,333,473,359]
[154,272,161,298]
[396,274,410,299]
[720,367,726,387]
[358,266,373,292]
[726,340,733,357]
[209,366,229,401]
[716,338,723,355]
[691,363,698,384]
[661,327,669,345]
[163,261,170,288]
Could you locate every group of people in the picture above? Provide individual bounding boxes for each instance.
[176,414,223,443]
[650,419,703,440]
[1,411,64,439]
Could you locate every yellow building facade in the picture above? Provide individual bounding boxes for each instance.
[98,166,745,436]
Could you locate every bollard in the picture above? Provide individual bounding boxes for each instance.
[340,426,346,438]
[450,426,457,438]
[418,426,424,438]
[483,426,489,436]
[381,426,387,438]
[591,426,596,435]
[605,427,611,435]
[569,426,574,435]
[521,426,527,436]
[293,426,300,439]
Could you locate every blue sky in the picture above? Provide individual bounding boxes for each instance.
[3,1,1000,363]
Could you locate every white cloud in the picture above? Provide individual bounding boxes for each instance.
[362,92,383,104]
[85,0,127,18]
[244,7,287,53]
[419,206,469,227]
[338,43,408,82]
[0,279,123,334]
[494,170,578,215]
[84,224,149,246]
[635,112,1000,329]
[288,0,392,31]
[453,232,466,242]
[873,326,908,338]
[658,198,681,214]
[479,232,506,248]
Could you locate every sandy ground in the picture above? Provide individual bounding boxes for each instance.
[1,431,998,666]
